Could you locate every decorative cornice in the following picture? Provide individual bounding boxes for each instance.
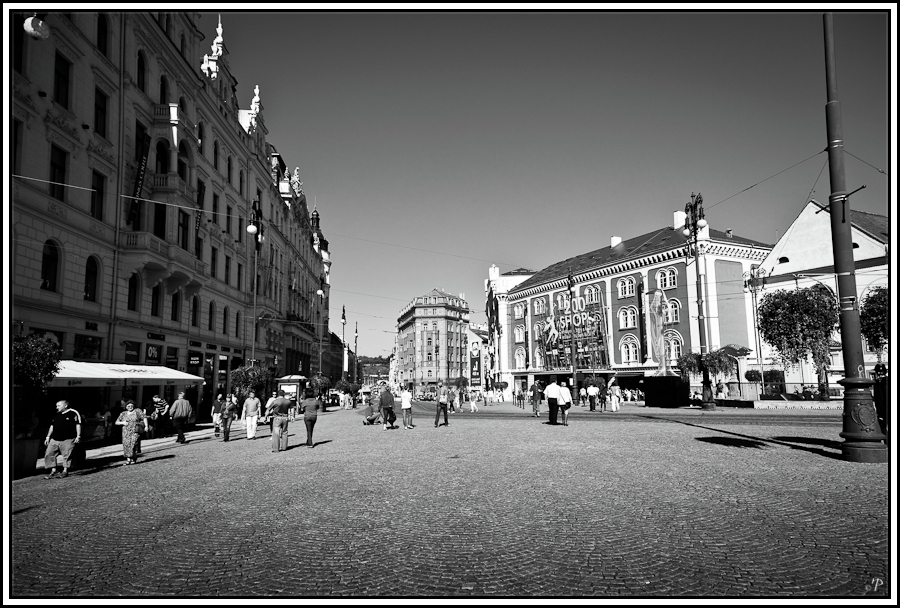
[44,107,83,152]
[87,135,117,168]
[91,65,118,95]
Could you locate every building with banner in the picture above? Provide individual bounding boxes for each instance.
[12,12,331,420]
[483,266,534,396]
[395,288,470,392]
[495,210,772,397]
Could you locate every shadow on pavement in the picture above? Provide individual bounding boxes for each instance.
[771,436,842,450]
[76,453,176,476]
[697,437,770,449]
[640,415,844,461]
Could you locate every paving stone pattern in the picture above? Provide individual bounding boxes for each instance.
[10,404,889,598]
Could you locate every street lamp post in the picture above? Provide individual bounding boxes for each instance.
[743,267,768,398]
[822,13,886,462]
[683,192,715,409]
[567,271,577,402]
[246,201,264,366]
[354,322,358,384]
[341,306,347,382]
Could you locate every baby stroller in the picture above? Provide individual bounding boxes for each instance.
[362,405,382,426]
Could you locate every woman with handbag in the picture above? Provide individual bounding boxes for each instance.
[115,400,146,465]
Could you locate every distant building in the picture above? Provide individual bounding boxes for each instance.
[496,210,772,396]
[756,201,888,385]
[396,288,470,391]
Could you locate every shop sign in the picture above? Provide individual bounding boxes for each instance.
[124,341,141,363]
[188,351,202,367]
[189,340,202,347]
[147,332,166,341]
[165,347,178,368]
[206,343,217,350]
[145,343,161,364]
[85,321,99,331]
[221,346,231,352]
[233,349,242,355]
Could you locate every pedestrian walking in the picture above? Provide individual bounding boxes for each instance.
[600,385,608,412]
[211,394,225,438]
[401,384,415,429]
[608,381,622,412]
[220,395,238,441]
[169,391,193,444]
[43,400,82,479]
[530,382,542,417]
[543,377,562,425]
[299,387,321,448]
[380,385,397,431]
[267,390,292,452]
[469,391,479,413]
[435,381,449,428]
[114,400,145,465]
[560,383,573,426]
[151,394,170,438]
[587,382,600,412]
[579,386,587,407]
[241,390,263,440]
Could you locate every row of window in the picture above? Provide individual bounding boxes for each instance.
[38,240,249,326]
[511,301,682,343]
[514,269,682,319]
[511,332,684,368]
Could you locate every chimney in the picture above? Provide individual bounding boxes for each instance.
[673,210,687,231]
[611,236,622,247]
[726,229,733,238]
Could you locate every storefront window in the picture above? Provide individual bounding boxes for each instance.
[73,334,102,359]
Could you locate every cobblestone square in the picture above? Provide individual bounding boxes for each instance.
[10,404,891,598]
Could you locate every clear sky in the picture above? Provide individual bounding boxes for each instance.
[197,9,893,357]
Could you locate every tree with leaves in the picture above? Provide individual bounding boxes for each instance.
[309,374,332,398]
[676,349,736,383]
[757,285,839,398]
[859,286,888,362]
[452,376,469,390]
[229,365,275,403]
[13,334,63,437]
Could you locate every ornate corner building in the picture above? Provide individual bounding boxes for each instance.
[12,12,332,419]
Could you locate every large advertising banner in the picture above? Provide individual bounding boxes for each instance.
[469,342,482,386]
[541,292,610,372]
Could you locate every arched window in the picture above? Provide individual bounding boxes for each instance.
[514,303,525,318]
[557,292,571,311]
[665,300,680,324]
[177,141,189,181]
[534,299,546,315]
[155,140,170,174]
[533,322,543,338]
[165,13,173,38]
[213,141,219,170]
[514,325,525,343]
[97,14,110,57]
[171,292,181,322]
[426,337,432,347]
[159,76,168,105]
[618,307,638,329]
[617,277,635,298]
[136,52,146,92]
[197,122,205,155]
[227,156,232,184]
[620,335,640,364]
[239,170,244,196]
[222,306,229,335]
[515,348,526,369]
[657,267,677,289]
[83,257,99,301]
[235,311,241,338]
[664,331,683,365]
[127,273,140,311]
[40,241,60,291]
[427,352,433,362]
[585,286,598,304]
[427,370,433,378]
[208,301,215,331]
[191,296,200,327]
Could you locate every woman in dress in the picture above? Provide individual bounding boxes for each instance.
[115,400,146,465]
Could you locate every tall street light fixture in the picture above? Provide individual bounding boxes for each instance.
[567,271,577,400]
[683,192,715,409]
[341,306,347,382]
[246,200,264,366]
[743,267,769,398]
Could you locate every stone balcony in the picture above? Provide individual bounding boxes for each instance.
[121,231,208,295]
[151,172,194,200]
[153,103,194,136]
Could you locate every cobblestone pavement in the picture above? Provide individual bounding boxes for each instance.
[10,403,891,598]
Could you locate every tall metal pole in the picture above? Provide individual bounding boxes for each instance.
[567,272,577,402]
[823,13,886,462]
[684,194,714,409]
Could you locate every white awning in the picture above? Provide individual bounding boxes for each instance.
[48,361,205,388]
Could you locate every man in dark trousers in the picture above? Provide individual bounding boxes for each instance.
[379,385,397,431]
[435,381,450,428]
[169,391,193,444]
[543,376,562,425]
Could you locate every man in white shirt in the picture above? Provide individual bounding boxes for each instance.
[543,377,562,425]
[586,383,600,411]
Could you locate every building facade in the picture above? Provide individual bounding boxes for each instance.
[396,288,470,391]
[755,201,888,387]
[483,266,534,397]
[12,12,331,418]
[498,211,772,396]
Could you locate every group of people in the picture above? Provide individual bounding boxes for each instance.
[524,378,632,423]
[362,384,414,430]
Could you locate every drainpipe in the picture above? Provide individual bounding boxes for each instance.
[106,12,127,361]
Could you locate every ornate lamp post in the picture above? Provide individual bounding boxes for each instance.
[743,267,769,398]
[683,193,715,409]
[245,201,264,366]
[341,306,347,382]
